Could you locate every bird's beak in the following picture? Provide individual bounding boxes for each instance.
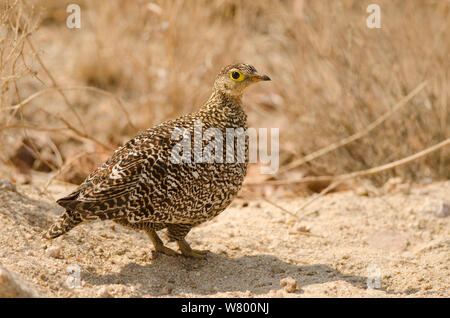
[251,73,271,81]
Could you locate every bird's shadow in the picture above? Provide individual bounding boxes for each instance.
[82,252,368,296]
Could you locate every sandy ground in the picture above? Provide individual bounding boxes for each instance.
[0,178,448,298]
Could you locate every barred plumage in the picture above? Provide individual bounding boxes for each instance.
[43,63,270,258]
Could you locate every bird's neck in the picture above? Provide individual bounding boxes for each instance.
[202,90,242,110]
[198,90,247,128]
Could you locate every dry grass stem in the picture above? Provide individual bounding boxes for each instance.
[273,81,428,177]
[247,138,450,187]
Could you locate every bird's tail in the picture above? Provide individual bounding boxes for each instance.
[42,210,83,239]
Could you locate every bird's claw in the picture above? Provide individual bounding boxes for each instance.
[154,245,178,257]
[177,239,208,259]
[180,248,208,259]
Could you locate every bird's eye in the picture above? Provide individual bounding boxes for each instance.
[230,71,244,81]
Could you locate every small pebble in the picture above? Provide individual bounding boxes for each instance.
[45,246,61,259]
[355,187,369,196]
[297,225,311,233]
[280,277,297,293]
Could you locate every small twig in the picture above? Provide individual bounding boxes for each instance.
[25,36,88,134]
[9,39,59,173]
[46,137,64,168]
[240,189,324,237]
[246,137,450,187]
[20,139,58,171]
[3,88,50,111]
[74,86,137,131]
[43,151,95,191]
[239,188,297,218]
[0,122,70,132]
[4,85,137,132]
[243,138,449,221]
[294,180,342,217]
[270,81,428,178]
[4,82,113,149]
[0,122,99,145]
[36,105,113,151]
[241,188,298,218]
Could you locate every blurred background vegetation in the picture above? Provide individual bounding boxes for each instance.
[0,0,449,195]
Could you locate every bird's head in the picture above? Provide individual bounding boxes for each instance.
[213,63,271,97]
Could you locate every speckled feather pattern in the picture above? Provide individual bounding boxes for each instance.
[43,64,265,244]
[58,94,248,226]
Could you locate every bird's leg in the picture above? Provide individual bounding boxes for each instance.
[113,219,178,257]
[145,228,178,256]
[166,224,208,259]
[177,239,208,259]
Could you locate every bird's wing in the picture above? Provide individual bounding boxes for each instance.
[57,154,147,214]
[77,158,143,201]
[56,116,205,224]
[55,130,163,218]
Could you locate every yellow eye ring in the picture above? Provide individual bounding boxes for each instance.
[230,70,244,82]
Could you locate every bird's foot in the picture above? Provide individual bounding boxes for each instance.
[154,245,178,257]
[146,229,178,257]
[181,248,208,259]
[177,240,208,259]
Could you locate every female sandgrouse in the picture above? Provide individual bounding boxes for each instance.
[43,63,270,258]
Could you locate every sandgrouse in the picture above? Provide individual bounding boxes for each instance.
[43,63,270,258]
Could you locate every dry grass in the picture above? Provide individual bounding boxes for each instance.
[0,0,449,191]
